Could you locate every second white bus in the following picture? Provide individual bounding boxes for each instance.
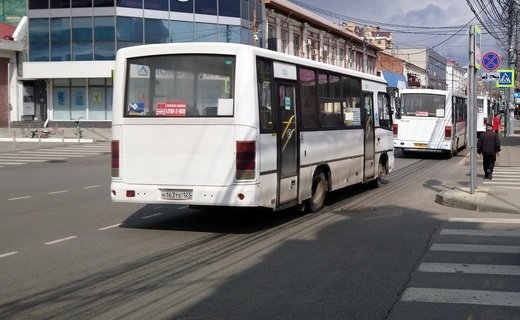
[477,95,492,136]
[111,43,394,212]
[393,88,467,156]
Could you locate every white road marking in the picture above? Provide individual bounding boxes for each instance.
[98,223,121,231]
[0,251,19,259]
[418,262,520,276]
[449,217,520,224]
[83,185,101,189]
[484,181,520,185]
[430,243,520,254]
[48,190,69,195]
[142,212,164,219]
[7,196,31,201]
[45,236,77,245]
[0,158,48,162]
[401,287,520,307]
[441,228,520,237]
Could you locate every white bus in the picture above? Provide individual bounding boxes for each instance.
[111,43,394,212]
[476,95,492,136]
[393,88,467,156]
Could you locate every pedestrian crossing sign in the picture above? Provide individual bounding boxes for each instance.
[496,69,515,88]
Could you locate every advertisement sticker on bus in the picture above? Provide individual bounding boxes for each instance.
[156,101,187,116]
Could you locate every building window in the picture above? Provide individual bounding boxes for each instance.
[144,0,169,10]
[170,0,193,13]
[88,78,112,120]
[145,19,169,44]
[170,21,193,42]
[72,17,93,61]
[53,79,71,120]
[218,25,240,43]
[94,16,115,60]
[51,17,71,61]
[29,18,50,61]
[116,0,142,8]
[194,22,217,41]
[71,79,87,120]
[116,16,143,50]
[29,0,49,9]
[281,29,289,54]
[72,0,94,7]
[51,0,71,8]
[195,0,217,15]
[53,78,113,121]
[293,33,300,57]
[219,0,240,17]
[94,0,115,6]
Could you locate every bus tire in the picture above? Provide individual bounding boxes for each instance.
[306,170,327,213]
[452,138,459,156]
[370,160,387,188]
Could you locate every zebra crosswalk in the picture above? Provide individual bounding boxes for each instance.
[391,217,520,317]
[483,166,520,189]
[0,143,111,168]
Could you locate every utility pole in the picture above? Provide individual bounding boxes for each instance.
[468,25,480,194]
[505,0,516,136]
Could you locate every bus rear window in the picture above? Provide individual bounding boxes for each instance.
[124,54,235,117]
[401,93,445,117]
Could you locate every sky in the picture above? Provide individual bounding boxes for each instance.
[290,0,506,68]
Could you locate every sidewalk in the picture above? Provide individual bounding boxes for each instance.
[0,126,111,152]
[435,119,520,214]
[0,128,112,151]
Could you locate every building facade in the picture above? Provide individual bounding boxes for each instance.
[13,0,262,126]
[264,0,379,74]
[446,59,466,94]
[392,47,447,90]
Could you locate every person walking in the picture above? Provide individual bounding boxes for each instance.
[492,113,500,134]
[477,124,501,179]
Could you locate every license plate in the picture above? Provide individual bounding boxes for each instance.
[414,143,427,148]
[160,189,193,200]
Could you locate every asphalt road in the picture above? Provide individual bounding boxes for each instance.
[0,147,519,319]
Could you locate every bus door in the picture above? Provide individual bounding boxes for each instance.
[276,82,298,205]
[363,92,375,180]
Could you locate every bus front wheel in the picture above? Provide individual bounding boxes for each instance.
[306,171,327,212]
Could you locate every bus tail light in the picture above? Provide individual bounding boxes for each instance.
[444,126,452,139]
[392,124,398,135]
[111,140,120,177]
[236,140,256,180]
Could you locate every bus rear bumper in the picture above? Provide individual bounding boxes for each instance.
[394,140,451,152]
[110,181,262,207]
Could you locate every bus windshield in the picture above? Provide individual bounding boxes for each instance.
[400,93,445,117]
[124,54,235,117]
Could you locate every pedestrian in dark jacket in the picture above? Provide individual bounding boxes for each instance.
[477,124,501,179]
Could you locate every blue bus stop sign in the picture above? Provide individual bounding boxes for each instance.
[482,51,501,71]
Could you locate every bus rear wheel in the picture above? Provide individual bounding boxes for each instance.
[370,160,387,188]
[306,171,327,212]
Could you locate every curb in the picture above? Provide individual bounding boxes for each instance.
[0,137,95,143]
[435,187,520,214]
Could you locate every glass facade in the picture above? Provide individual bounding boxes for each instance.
[27,0,261,121]
[52,79,113,121]
[29,0,257,62]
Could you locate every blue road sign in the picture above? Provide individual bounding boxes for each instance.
[482,51,501,71]
[497,69,514,88]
